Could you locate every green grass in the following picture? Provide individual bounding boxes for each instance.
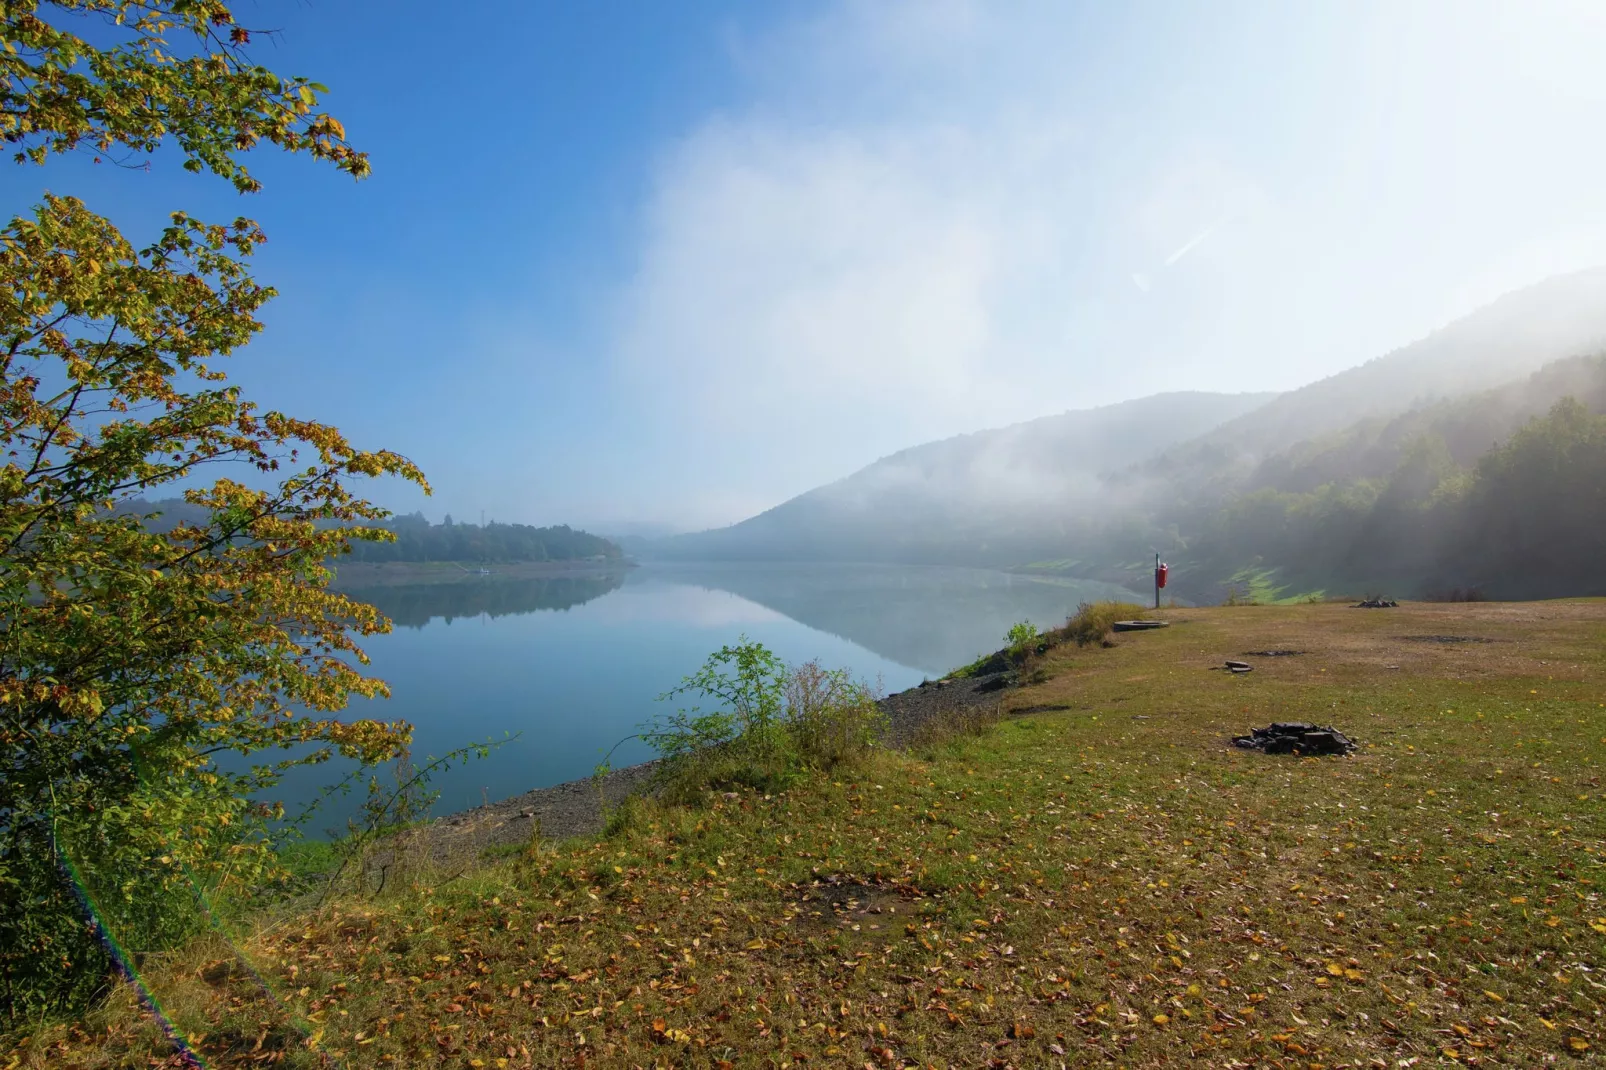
[10,601,1606,1068]
[1223,566,1327,605]
[272,839,343,883]
[1013,559,1084,574]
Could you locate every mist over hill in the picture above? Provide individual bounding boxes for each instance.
[1240,354,1606,496]
[654,391,1274,566]
[1167,355,1606,601]
[1140,266,1606,506]
[647,268,1606,599]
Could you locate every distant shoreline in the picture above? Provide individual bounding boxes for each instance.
[330,559,633,588]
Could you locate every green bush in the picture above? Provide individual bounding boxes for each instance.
[643,638,789,763]
[950,621,1044,679]
[1005,620,1039,650]
[643,639,885,803]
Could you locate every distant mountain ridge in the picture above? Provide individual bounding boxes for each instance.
[654,266,1606,571]
[656,391,1275,564]
[1162,267,1606,464]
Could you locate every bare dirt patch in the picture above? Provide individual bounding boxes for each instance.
[787,874,931,934]
[1007,702,1073,715]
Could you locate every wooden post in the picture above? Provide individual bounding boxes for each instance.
[1154,551,1160,610]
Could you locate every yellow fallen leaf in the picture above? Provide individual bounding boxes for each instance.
[1482,990,1503,1002]
[1152,1014,1169,1025]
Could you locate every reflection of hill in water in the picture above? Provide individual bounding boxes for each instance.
[343,572,625,628]
[642,564,1144,675]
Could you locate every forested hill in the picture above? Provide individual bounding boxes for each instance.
[1162,354,1606,601]
[119,501,622,565]
[342,514,622,564]
[1173,264,1606,462]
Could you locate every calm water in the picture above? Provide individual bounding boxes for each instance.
[280,563,1143,831]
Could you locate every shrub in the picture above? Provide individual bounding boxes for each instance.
[643,638,789,762]
[1005,620,1040,650]
[786,660,887,769]
[1062,601,1148,647]
[643,639,885,803]
[950,621,1043,679]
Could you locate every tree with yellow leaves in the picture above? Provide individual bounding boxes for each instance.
[1,1,426,1015]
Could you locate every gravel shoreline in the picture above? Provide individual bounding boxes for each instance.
[417,670,1012,856]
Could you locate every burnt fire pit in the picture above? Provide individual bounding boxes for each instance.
[1232,722,1357,756]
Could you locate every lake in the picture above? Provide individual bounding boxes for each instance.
[282,563,1145,831]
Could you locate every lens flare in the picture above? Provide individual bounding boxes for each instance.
[51,836,208,1070]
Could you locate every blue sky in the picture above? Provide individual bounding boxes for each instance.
[12,1,1606,532]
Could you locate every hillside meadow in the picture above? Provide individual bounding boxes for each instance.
[9,600,1605,1069]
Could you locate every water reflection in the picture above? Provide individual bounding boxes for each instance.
[311,570,925,821]
[339,562,1148,675]
[340,568,628,628]
[291,562,1150,822]
[634,562,1146,675]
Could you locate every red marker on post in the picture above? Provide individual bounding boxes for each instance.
[1154,553,1168,609]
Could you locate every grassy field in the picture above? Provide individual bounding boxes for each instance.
[10,601,1606,1068]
